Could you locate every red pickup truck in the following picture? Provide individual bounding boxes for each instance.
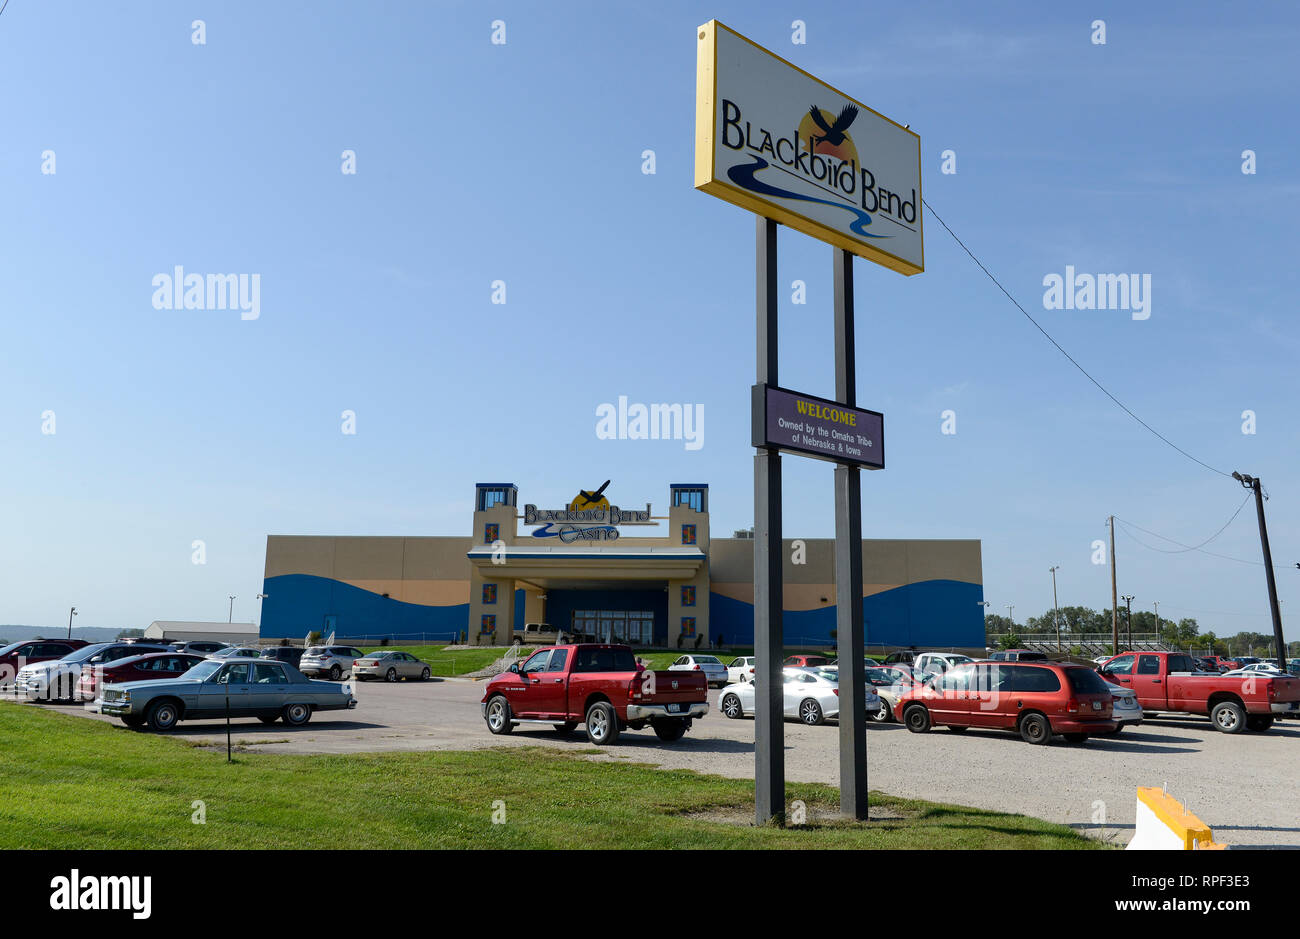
[481,644,709,745]
[1099,650,1300,733]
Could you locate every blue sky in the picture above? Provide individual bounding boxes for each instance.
[2,1,1297,643]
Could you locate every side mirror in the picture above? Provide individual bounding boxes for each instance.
[508,662,520,674]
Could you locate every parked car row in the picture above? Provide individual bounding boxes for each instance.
[5,639,435,712]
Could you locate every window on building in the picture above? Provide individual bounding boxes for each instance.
[672,488,707,513]
[476,487,515,511]
[681,524,697,545]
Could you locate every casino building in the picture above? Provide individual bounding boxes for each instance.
[260,482,985,652]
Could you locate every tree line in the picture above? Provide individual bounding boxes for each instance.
[983,606,1297,658]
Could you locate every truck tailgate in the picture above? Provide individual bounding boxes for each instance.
[640,670,708,703]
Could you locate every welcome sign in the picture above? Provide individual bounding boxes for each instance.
[752,385,884,469]
[695,21,923,276]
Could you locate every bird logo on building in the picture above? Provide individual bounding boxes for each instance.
[570,480,611,510]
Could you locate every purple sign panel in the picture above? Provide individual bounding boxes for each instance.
[752,384,884,469]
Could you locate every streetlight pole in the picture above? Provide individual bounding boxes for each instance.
[1121,595,1134,650]
[1006,604,1015,636]
[1049,566,1061,653]
[67,606,77,640]
[1153,601,1159,641]
[228,595,236,624]
[1234,472,1287,667]
[977,601,990,649]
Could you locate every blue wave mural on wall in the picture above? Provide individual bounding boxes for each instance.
[260,573,481,642]
[261,573,984,648]
[709,580,985,649]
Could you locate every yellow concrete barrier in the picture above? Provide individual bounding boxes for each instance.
[1127,786,1226,850]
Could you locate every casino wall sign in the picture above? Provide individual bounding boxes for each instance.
[523,484,655,543]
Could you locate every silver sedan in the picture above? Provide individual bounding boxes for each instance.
[718,667,879,725]
[352,650,432,682]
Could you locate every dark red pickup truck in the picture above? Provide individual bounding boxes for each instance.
[481,643,709,745]
[1099,650,1300,733]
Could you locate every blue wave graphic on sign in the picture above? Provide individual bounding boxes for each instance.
[726,156,889,239]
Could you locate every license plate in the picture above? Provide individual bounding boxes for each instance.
[1092,700,1102,710]
[667,703,682,713]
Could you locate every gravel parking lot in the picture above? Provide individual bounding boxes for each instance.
[13,680,1299,847]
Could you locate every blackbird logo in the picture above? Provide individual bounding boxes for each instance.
[808,104,858,148]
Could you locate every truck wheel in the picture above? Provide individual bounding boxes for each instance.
[871,700,892,723]
[903,704,931,733]
[721,693,743,719]
[282,703,312,726]
[584,701,620,745]
[485,695,513,735]
[1211,700,1246,734]
[1245,715,1274,732]
[651,718,687,742]
[145,700,180,732]
[799,699,824,725]
[1018,712,1051,744]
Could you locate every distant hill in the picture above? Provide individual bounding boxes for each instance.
[0,625,135,644]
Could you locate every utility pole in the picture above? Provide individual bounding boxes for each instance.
[1234,472,1287,667]
[1109,516,1119,654]
[1006,604,1014,632]
[1153,601,1159,641]
[228,595,236,624]
[1121,595,1135,649]
[1049,566,1061,653]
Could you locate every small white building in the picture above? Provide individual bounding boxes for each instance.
[143,621,259,646]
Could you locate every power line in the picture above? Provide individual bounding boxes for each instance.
[1113,493,1250,554]
[922,198,1233,480]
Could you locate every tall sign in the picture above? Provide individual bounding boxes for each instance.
[695,20,923,276]
[694,20,922,825]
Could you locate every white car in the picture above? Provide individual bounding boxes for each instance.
[726,656,757,683]
[913,652,974,677]
[669,654,729,688]
[1222,663,1286,677]
[299,645,366,680]
[1106,685,1143,733]
[718,667,880,725]
[207,646,262,660]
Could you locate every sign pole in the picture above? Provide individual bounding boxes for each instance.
[754,215,785,825]
[833,247,868,819]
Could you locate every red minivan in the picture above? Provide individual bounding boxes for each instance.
[896,660,1116,744]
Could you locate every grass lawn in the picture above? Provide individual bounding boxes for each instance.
[0,704,1102,849]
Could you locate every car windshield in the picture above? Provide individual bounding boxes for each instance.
[181,661,223,681]
[0,641,30,656]
[62,643,113,663]
[812,669,838,683]
[304,647,325,656]
[694,656,721,664]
